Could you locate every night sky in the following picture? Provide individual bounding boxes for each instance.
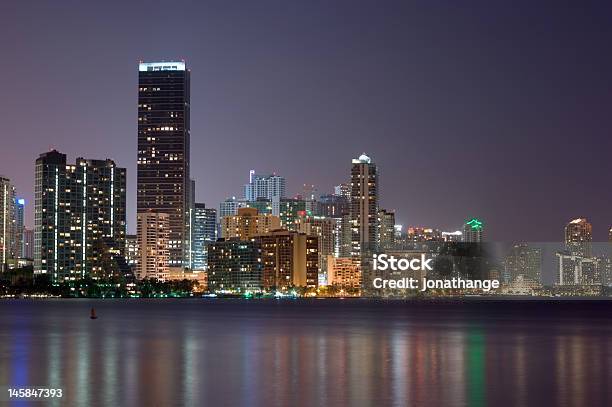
[1,1,611,241]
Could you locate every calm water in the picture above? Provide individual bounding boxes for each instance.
[0,299,611,406]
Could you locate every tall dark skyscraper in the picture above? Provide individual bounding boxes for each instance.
[350,154,378,257]
[34,150,127,282]
[137,61,191,271]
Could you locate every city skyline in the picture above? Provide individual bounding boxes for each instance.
[2,1,612,241]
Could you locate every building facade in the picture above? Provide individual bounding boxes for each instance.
[136,212,170,280]
[564,218,592,257]
[504,244,542,283]
[192,203,217,270]
[462,218,484,242]
[137,61,191,271]
[34,151,127,281]
[258,229,318,290]
[221,207,280,240]
[377,209,395,249]
[350,154,378,257]
[0,176,16,272]
[207,238,263,293]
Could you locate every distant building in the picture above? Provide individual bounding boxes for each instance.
[327,256,361,291]
[219,197,248,218]
[34,151,127,281]
[246,198,273,215]
[0,176,16,272]
[278,198,307,231]
[377,209,396,248]
[441,231,463,242]
[350,154,378,257]
[334,183,350,200]
[136,212,170,280]
[244,171,286,202]
[556,252,603,286]
[258,229,318,290]
[207,238,263,293]
[14,198,25,259]
[125,234,139,270]
[462,218,484,242]
[406,227,442,242]
[564,218,592,257]
[317,194,349,218]
[297,214,335,284]
[504,244,542,284]
[23,228,34,260]
[221,207,280,240]
[192,203,217,270]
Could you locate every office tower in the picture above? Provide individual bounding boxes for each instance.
[244,172,286,202]
[13,198,25,259]
[219,197,248,218]
[125,234,139,270]
[327,256,361,291]
[137,61,190,271]
[278,198,307,231]
[258,230,318,290]
[221,207,280,240]
[406,227,443,242]
[441,231,463,242]
[297,214,335,284]
[556,253,601,286]
[23,229,34,259]
[350,154,378,257]
[207,238,263,293]
[136,212,170,280]
[334,183,350,200]
[462,218,484,242]
[504,244,542,283]
[0,176,16,272]
[377,209,395,249]
[192,203,217,270]
[34,151,127,281]
[338,214,352,257]
[246,198,273,215]
[564,218,592,257]
[317,194,349,218]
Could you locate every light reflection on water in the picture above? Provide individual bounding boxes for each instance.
[0,299,611,406]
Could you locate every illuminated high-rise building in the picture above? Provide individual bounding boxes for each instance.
[23,229,34,260]
[14,198,25,259]
[137,61,190,271]
[192,203,217,270]
[136,212,170,280]
[0,176,16,272]
[34,150,127,281]
[278,198,307,231]
[297,214,335,284]
[207,238,263,293]
[377,209,395,249]
[219,197,248,218]
[258,229,318,290]
[350,154,378,257]
[125,234,139,270]
[504,244,542,283]
[564,218,592,257]
[462,218,484,242]
[244,171,286,202]
[221,207,280,240]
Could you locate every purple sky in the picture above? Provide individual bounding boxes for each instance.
[1,1,611,240]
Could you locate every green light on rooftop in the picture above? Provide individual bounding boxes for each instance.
[466,218,484,230]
